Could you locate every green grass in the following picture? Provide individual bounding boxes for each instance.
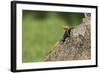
[22,10,84,63]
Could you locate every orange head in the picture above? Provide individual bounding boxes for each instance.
[62,25,69,31]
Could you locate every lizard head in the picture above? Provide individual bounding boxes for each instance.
[62,25,69,31]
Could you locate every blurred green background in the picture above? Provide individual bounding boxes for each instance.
[22,10,84,63]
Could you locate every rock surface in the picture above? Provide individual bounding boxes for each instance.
[45,13,91,61]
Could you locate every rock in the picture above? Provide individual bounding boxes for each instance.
[45,13,91,61]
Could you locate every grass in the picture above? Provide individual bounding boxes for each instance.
[22,10,84,63]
